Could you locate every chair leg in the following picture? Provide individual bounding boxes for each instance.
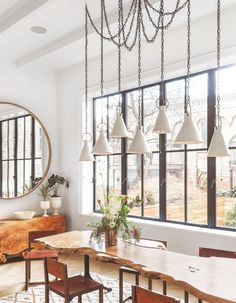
[184,291,189,303]
[78,295,82,303]
[99,286,103,303]
[45,286,49,303]
[148,278,152,290]
[25,260,29,291]
[163,281,167,295]
[119,269,123,303]
[198,300,202,303]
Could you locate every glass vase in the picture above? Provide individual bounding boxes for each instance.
[105,229,117,247]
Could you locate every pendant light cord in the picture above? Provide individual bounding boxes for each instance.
[138,0,142,129]
[101,0,104,125]
[185,0,191,115]
[118,0,122,112]
[216,0,221,127]
[85,2,88,136]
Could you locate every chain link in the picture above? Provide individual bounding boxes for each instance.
[138,0,142,128]
[85,2,88,135]
[216,0,221,127]
[101,0,104,97]
[160,0,164,101]
[185,0,191,114]
[118,0,122,110]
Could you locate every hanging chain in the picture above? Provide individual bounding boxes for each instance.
[216,0,221,127]
[138,0,142,128]
[160,0,165,101]
[85,2,88,135]
[118,0,122,111]
[101,0,104,97]
[185,0,191,114]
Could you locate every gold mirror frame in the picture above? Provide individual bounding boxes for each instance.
[0,101,52,200]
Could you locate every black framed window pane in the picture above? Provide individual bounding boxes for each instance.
[143,153,159,218]
[17,117,24,159]
[108,94,121,152]
[8,160,15,197]
[95,97,108,140]
[187,151,207,225]
[25,159,32,187]
[17,160,24,195]
[35,121,42,158]
[109,155,121,197]
[95,156,108,210]
[2,121,8,160]
[2,161,8,197]
[143,86,160,151]
[9,120,15,160]
[35,159,42,178]
[127,154,142,216]
[166,151,185,222]
[166,80,185,151]
[127,90,140,144]
[25,116,32,158]
[188,73,208,150]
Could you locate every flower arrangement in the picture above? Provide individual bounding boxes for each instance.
[89,195,142,246]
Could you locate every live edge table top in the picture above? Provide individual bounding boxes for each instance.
[37,230,236,303]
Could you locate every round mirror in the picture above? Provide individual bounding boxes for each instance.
[0,102,51,199]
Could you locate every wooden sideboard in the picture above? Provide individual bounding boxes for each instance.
[0,215,66,263]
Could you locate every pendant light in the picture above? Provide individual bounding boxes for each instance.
[79,3,94,162]
[208,0,229,157]
[111,0,128,138]
[128,2,151,154]
[92,0,113,156]
[174,0,203,145]
[153,0,172,134]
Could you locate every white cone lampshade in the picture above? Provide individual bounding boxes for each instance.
[111,113,128,138]
[92,129,113,155]
[79,140,95,161]
[128,127,151,154]
[175,113,203,144]
[153,105,172,134]
[207,126,229,157]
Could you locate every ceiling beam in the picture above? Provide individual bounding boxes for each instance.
[16,0,159,67]
[0,0,51,33]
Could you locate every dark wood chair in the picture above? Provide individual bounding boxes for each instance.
[119,239,167,303]
[132,286,180,303]
[23,231,59,291]
[44,257,103,303]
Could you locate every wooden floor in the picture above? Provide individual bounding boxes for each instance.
[0,253,204,302]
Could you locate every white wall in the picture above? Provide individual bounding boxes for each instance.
[58,6,236,254]
[0,61,59,218]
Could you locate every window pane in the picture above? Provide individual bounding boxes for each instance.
[95,156,108,209]
[108,94,121,152]
[144,153,159,218]
[2,161,8,197]
[188,74,208,149]
[35,159,42,179]
[25,116,31,158]
[17,117,24,159]
[25,159,32,190]
[127,90,139,147]
[17,160,24,195]
[109,155,121,197]
[35,120,42,158]
[2,121,8,160]
[95,97,108,141]
[216,154,236,228]
[166,80,185,151]
[9,120,15,159]
[187,151,207,224]
[127,154,142,216]
[143,86,159,151]
[9,160,15,197]
[166,152,185,221]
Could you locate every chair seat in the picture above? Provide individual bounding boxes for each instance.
[49,275,102,296]
[23,250,58,260]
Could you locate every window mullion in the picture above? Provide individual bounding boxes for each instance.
[121,92,127,195]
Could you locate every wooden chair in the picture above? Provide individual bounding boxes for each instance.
[119,239,167,303]
[44,257,103,303]
[132,286,180,303]
[197,247,236,303]
[23,231,59,290]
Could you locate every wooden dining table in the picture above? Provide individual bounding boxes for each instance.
[37,230,236,303]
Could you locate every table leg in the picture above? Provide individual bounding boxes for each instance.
[83,254,112,292]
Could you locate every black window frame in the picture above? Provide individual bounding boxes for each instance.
[93,64,236,232]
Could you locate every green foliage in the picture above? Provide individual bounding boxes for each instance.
[89,195,142,243]
[225,204,236,227]
[38,182,51,201]
[48,174,69,197]
[217,186,236,198]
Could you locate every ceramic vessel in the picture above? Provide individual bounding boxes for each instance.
[13,211,36,220]
[50,197,61,215]
[40,200,50,217]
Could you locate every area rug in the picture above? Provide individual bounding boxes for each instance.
[0,273,131,303]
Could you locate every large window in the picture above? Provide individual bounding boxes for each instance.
[93,65,236,231]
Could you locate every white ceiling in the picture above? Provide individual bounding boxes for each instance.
[0,0,234,71]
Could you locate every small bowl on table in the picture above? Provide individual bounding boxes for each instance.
[13,211,36,220]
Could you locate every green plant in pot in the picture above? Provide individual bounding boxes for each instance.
[89,195,142,247]
[38,182,51,217]
[48,174,69,215]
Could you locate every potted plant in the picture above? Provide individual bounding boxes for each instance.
[38,183,51,217]
[48,174,69,215]
[89,195,142,246]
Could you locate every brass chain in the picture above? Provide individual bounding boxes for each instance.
[138,0,142,128]
[85,2,88,135]
[160,0,164,100]
[185,0,191,114]
[118,0,122,110]
[101,0,104,97]
[216,0,221,127]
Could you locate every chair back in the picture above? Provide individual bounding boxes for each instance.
[28,231,58,250]
[132,286,180,303]
[199,247,236,259]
